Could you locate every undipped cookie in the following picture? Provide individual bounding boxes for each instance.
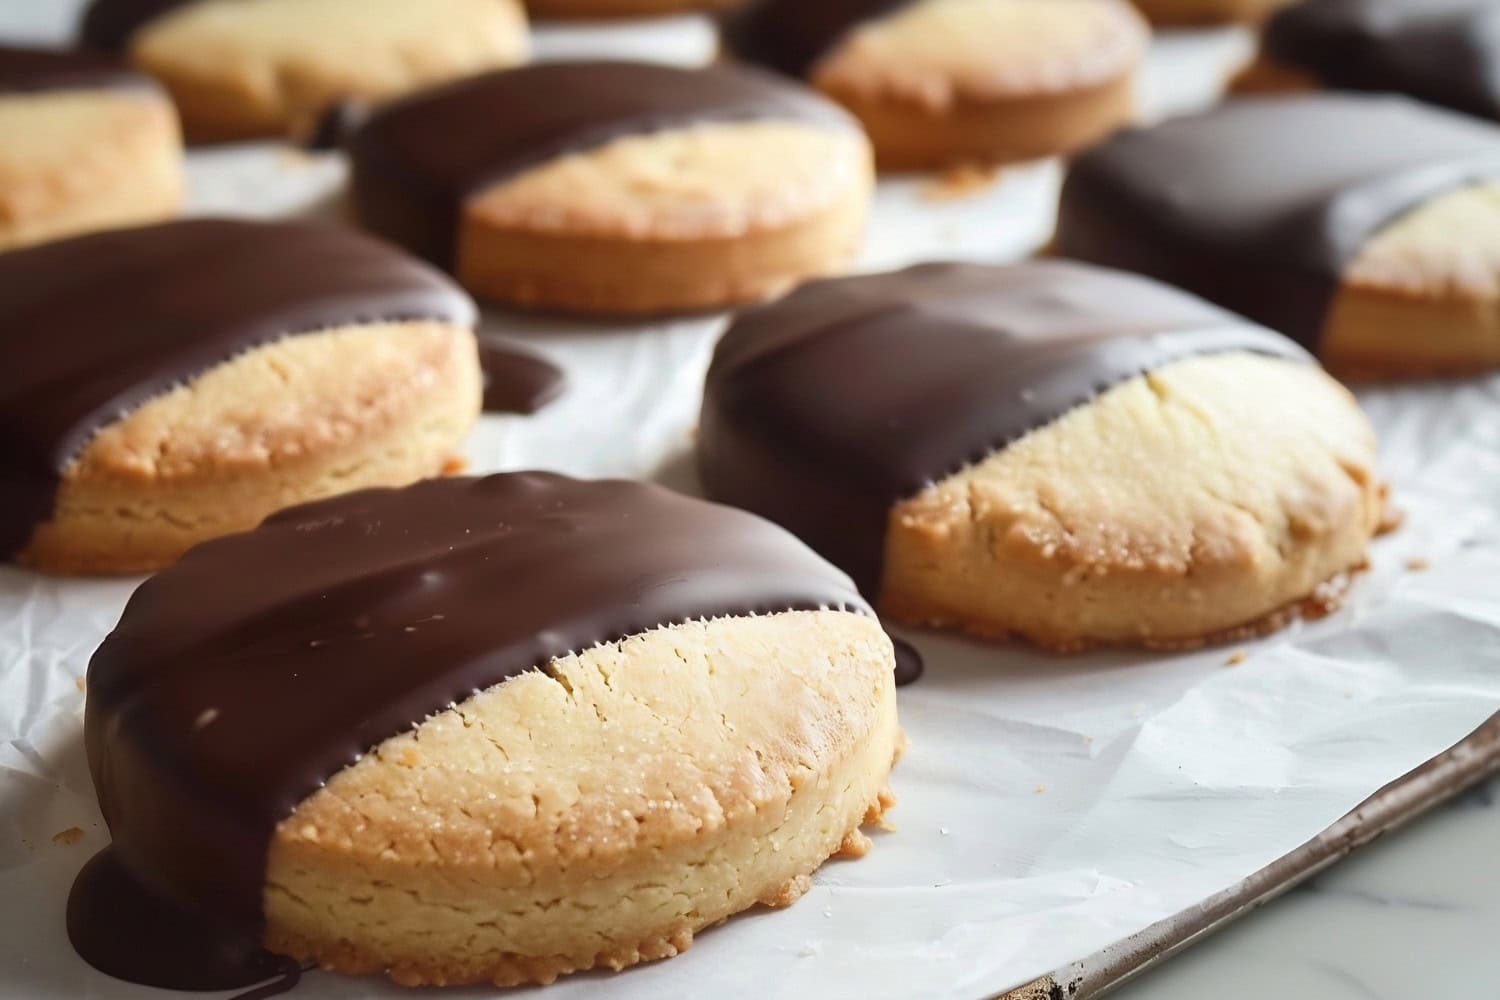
[68,472,901,990]
[722,0,1148,169]
[699,260,1383,650]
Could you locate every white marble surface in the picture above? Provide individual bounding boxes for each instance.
[1111,772,1500,999]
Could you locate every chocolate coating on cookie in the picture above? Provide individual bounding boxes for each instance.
[346,60,858,267]
[0,219,475,560]
[0,43,149,93]
[1265,0,1500,120]
[721,0,914,77]
[1056,94,1500,350]
[72,471,868,988]
[698,260,1309,593]
[78,0,197,52]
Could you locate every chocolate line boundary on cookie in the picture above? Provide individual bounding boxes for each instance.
[1057,94,1500,350]
[0,218,477,560]
[0,43,158,94]
[73,471,871,990]
[720,0,916,78]
[698,259,1311,594]
[78,0,199,53]
[345,59,861,267]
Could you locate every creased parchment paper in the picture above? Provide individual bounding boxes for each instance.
[1,7,1498,999]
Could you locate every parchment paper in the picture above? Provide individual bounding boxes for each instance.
[1,7,1498,1000]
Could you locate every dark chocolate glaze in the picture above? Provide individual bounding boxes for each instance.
[346,60,857,267]
[74,471,871,989]
[698,260,1310,594]
[1056,94,1500,350]
[721,0,915,77]
[478,341,567,414]
[0,219,475,560]
[1264,0,1500,121]
[78,0,196,52]
[0,43,149,94]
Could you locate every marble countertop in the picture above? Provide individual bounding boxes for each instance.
[1111,772,1500,999]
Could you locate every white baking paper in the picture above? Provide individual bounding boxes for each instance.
[2,7,1498,999]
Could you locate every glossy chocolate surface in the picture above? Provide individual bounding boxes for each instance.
[721,0,915,77]
[79,0,196,52]
[0,43,149,93]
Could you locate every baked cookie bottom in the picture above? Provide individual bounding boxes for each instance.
[0,89,180,251]
[880,352,1384,650]
[1130,0,1296,26]
[19,320,480,574]
[262,611,902,987]
[457,121,874,314]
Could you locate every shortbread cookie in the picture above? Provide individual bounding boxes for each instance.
[348,60,872,314]
[1057,94,1500,377]
[1239,0,1500,121]
[699,260,1383,650]
[1128,0,1295,24]
[0,46,181,249]
[79,0,528,141]
[526,0,739,17]
[722,0,1148,169]
[0,218,491,574]
[69,472,900,991]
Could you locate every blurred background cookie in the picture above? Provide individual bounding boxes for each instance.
[348,60,873,315]
[526,0,740,18]
[0,45,180,249]
[72,472,899,990]
[78,0,528,141]
[1129,0,1296,25]
[1239,0,1500,121]
[1056,94,1500,377]
[0,218,482,574]
[722,0,1148,169]
[699,260,1382,650]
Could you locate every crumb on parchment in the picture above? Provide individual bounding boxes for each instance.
[1225,650,1248,666]
[920,163,1003,201]
[52,827,84,847]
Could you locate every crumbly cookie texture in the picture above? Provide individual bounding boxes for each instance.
[458,120,874,313]
[810,0,1147,168]
[1129,0,1295,26]
[265,610,901,987]
[526,0,740,17]
[882,352,1382,650]
[1324,181,1500,377]
[129,0,527,141]
[20,320,480,574]
[0,89,180,250]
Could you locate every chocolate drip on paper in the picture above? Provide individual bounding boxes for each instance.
[1264,0,1500,121]
[0,219,475,560]
[78,0,196,52]
[721,0,915,77]
[72,472,870,989]
[478,341,567,414]
[697,260,1309,595]
[0,43,150,94]
[346,60,857,267]
[890,636,925,687]
[1056,94,1500,350]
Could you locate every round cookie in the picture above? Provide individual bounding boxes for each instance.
[0,218,492,575]
[69,472,900,990]
[0,46,181,250]
[722,0,1148,170]
[78,0,528,142]
[347,60,873,315]
[1239,0,1500,121]
[1056,94,1500,378]
[1129,0,1297,25]
[698,260,1383,651]
[526,0,740,18]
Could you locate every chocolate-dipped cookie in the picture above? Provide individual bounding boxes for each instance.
[347,60,873,315]
[1056,94,1500,377]
[722,0,1148,170]
[1129,0,1295,25]
[69,472,900,990]
[78,0,528,141]
[699,260,1383,650]
[0,218,498,574]
[0,45,181,250]
[526,0,739,17]
[1239,0,1500,122]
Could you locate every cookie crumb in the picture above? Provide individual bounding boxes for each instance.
[1377,503,1406,536]
[75,677,86,693]
[1034,784,1047,794]
[1405,557,1430,572]
[51,827,84,847]
[441,455,468,475]
[920,162,1002,200]
[1225,650,1248,666]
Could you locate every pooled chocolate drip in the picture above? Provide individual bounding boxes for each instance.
[478,341,566,414]
[346,60,858,267]
[0,43,148,93]
[1056,94,1500,350]
[698,260,1309,595]
[721,0,915,77]
[0,219,475,560]
[75,472,870,990]
[890,637,925,687]
[78,0,197,52]
[1264,0,1500,121]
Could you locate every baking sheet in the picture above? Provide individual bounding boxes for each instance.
[3,7,1500,1000]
